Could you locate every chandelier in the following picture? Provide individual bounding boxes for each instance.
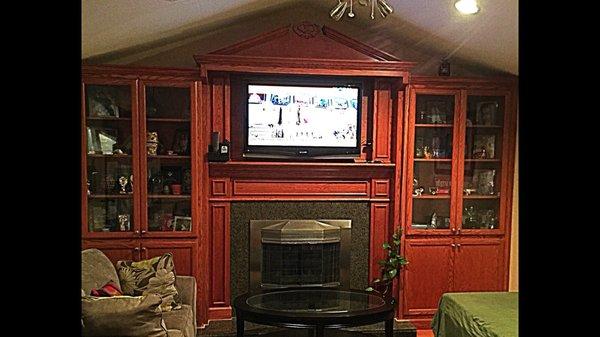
[330,0,394,21]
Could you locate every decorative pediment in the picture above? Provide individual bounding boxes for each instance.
[194,22,416,79]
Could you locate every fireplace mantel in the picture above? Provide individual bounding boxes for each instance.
[209,162,395,179]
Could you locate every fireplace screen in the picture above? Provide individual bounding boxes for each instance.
[250,220,351,290]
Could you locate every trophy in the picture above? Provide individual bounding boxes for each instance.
[118,214,130,231]
[147,131,159,155]
[118,176,128,194]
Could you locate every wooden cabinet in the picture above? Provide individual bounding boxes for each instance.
[82,67,201,239]
[452,238,505,292]
[82,239,140,264]
[400,77,516,328]
[402,238,453,317]
[401,237,506,324]
[83,239,198,277]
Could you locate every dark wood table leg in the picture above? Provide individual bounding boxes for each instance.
[315,325,324,337]
[236,315,244,337]
[385,319,393,337]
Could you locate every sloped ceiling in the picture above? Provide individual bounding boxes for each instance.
[82,0,517,75]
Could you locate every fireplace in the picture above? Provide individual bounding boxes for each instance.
[249,219,351,290]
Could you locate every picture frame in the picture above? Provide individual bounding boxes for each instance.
[475,101,499,125]
[88,87,120,117]
[171,129,190,155]
[173,216,192,232]
[425,100,451,124]
[87,127,118,154]
[472,134,496,159]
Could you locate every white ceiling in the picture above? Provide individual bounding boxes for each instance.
[82,0,518,75]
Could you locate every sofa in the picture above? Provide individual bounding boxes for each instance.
[81,248,197,337]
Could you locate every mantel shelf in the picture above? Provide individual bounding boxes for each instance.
[209,161,395,179]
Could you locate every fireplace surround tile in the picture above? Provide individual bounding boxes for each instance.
[230,202,370,307]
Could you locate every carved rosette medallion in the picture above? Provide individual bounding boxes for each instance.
[293,22,321,39]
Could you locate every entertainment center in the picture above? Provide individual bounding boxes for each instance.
[81,22,517,330]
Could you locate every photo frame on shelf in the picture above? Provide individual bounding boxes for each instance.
[173,216,192,231]
[425,100,450,124]
[475,101,499,125]
[88,87,120,117]
[171,128,190,155]
[472,134,496,159]
[87,127,118,154]
[472,169,496,195]
[160,213,174,231]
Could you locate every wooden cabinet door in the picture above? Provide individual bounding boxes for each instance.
[401,238,453,317]
[452,238,506,292]
[141,239,198,276]
[82,239,140,264]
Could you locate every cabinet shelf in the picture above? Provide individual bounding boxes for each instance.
[414,158,452,162]
[147,118,190,123]
[147,155,191,160]
[464,159,500,162]
[467,125,502,128]
[463,195,500,199]
[147,195,191,199]
[415,124,453,128]
[87,117,132,122]
[88,194,133,199]
[87,154,132,158]
[413,195,451,199]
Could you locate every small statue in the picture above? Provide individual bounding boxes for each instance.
[424,146,433,159]
[430,212,438,228]
[118,176,128,194]
[429,187,438,195]
[118,214,130,231]
[413,187,424,196]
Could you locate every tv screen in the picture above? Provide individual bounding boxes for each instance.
[246,84,361,157]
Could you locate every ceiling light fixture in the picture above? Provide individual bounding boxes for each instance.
[454,0,480,15]
[330,0,394,21]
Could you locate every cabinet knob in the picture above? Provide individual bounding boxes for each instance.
[141,230,147,235]
[141,247,147,251]
[134,247,140,251]
[451,243,456,248]
[457,243,461,247]
[134,230,140,234]
[451,227,456,233]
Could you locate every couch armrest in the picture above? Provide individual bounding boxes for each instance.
[175,275,196,330]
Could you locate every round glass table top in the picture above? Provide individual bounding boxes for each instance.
[245,289,386,313]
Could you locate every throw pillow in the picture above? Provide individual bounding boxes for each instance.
[81,293,168,337]
[90,280,123,297]
[116,253,181,312]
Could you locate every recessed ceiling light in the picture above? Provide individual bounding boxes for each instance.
[455,0,480,15]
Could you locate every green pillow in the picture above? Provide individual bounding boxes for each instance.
[81,294,167,337]
[116,253,181,312]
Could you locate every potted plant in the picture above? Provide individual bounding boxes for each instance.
[366,228,408,301]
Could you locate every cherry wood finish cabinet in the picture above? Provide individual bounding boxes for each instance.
[81,65,205,325]
[399,77,516,328]
[82,66,201,239]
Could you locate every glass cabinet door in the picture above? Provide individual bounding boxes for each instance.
[410,93,457,232]
[141,84,193,233]
[84,83,137,234]
[460,94,506,232]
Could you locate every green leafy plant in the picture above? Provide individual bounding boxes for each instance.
[366,228,408,298]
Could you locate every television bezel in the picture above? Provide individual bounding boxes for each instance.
[241,75,364,159]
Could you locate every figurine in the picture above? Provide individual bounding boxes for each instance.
[413,187,424,196]
[429,187,438,195]
[118,214,130,231]
[430,212,438,228]
[424,146,433,159]
[118,176,128,194]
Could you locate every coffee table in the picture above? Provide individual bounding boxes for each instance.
[233,289,395,337]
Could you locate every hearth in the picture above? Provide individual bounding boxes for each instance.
[249,219,351,290]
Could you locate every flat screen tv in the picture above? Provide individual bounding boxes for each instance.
[244,80,362,159]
